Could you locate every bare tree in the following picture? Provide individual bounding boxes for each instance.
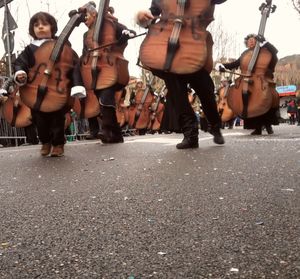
[208,18,239,62]
[292,0,300,14]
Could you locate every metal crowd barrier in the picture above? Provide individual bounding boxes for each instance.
[0,116,27,147]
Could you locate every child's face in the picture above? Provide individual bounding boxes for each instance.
[33,19,52,39]
[247,37,257,49]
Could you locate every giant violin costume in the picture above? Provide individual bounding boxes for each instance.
[1,79,72,129]
[139,0,215,74]
[148,85,167,132]
[115,88,128,128]
[76,0,130,119]
[217,74,237,123]
[226,0,278,119]
[19,11,86,113]
[1,78,32,128]
[128,77,154,130]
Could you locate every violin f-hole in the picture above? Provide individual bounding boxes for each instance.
[54,68,64,94]
[27,63,47,83]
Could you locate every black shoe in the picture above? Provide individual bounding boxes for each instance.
[266,125,274,134]
[85,134,98,140]
[208,126,225,144]
[98,133,109,143]
[99,132,124,143]
[108,135,124,143]
[250,128,262,135]
[176,137,199,149]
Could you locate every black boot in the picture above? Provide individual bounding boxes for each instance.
[98,128,111,143]
[108,124,124,143]
[100,106,124,144]
[265,125,274,135]
[250,127,262,135]
[176,113,199,149]
[176,136,199,149]
[208,124,225,144]
[176,114,199,149]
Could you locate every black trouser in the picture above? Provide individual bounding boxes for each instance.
[88,116,100,137]
[156,69,221,138]
[24,124,39,144]
[95,87,122,138]
[31,109,65,146]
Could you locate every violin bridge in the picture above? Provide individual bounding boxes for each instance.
[44,69,52,76]
[244,77,253,85]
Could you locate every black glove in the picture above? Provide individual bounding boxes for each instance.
[118,30,136,45]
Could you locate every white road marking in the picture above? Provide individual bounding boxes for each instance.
[0,132,299,153]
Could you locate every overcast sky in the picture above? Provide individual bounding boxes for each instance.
[1,0,299,77]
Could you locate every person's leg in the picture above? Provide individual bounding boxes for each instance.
[265,124,274,134]
[31,110,50,145]
[188,70,224,144]
[86,116,100,139]
[100,105,123,143]
[50,110,66,157]
[31,110,52,156]
[24,124,39,145]
[96,87,123,143]
[250,126,262,135]
[164,75,199,149]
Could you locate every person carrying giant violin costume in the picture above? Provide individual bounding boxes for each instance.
[216,34,279,135]
[13,12,85,157]
[78,1,136,144]
[136,0,226,149]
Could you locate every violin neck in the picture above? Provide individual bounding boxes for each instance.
[51,13,83,61]
[247,0,275,73]
[257,0,275,38]
[177,0,187,15]
[257,11,268,37]
[141,76,155,104]
[93,0,110,43]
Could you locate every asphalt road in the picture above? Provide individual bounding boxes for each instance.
[0,124,299,279]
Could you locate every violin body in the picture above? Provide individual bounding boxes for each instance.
[269,81,280,108]
[3,90,32,128]
[148,100,165,131]
[227,75,273,118]
[203,31,214,73]
[78,11,129,119]
[72,89,100,119]
[81,16,129,91]
[227,48,274,118]
[64,111,72,130]
[20,41,77,112]
[128,88,153,129]
[115,90,128,128]
[217,85,236,122]
[139,0,213,74]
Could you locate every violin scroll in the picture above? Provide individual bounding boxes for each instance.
[68,8,87,26]
[259,0,276,17]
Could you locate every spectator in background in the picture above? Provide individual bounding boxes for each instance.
[287,99,297,125]
[296,91,300,125]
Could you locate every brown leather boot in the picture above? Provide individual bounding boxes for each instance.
[51,145,64,157]
[40,143,51,156]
